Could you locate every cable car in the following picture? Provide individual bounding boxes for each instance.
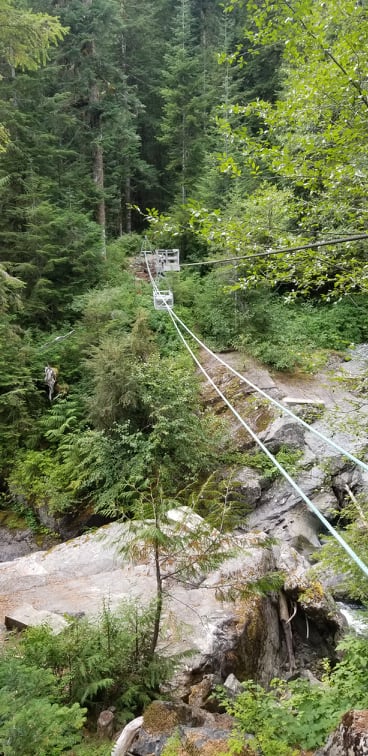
[155,249,180,273]
[153,290,174,310]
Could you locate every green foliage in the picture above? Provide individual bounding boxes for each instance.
[198,0,368,298]
[172,270,368,371]
[219,680,297,756]
[21,600,173,717]
[0,601,173,754]
[0,317,35,470]
[315,491,368,602]
[221,634,368,753]
[161,731,182,756]
[75,348,221,512]
[0,0,66,71]
[71,742,111,756]
[0,656,85,755]
[0,699,85,756]
[7,391,88,516]
[118,477,237,654]
[102,234,140,284]
[238,446,303,484]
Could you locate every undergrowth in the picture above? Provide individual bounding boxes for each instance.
[172,274,368,372]
[219,634,368,753]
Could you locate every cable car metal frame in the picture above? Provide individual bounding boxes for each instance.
[155,248,180,273]
[153,290,174,310]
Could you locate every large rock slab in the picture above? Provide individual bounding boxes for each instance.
[230,467,263,509]
[246,466,326,552]
[4,603,68,633]
[0,523,344,688]
[0,524,283,684]
[262,416,306,453]
[127,701,235,756]
[0,523,42,562]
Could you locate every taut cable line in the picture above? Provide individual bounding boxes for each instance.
[143,247,368,578]
[181,233,368,268]
[169,307,368,475]
[166,308,368,579]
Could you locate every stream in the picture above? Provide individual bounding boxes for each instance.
[337,602,368,635]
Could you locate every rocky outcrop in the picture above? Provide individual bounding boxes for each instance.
[0,524,41,562]
[315,709,368,755]
[0,523,345,694]
[198,345,368,564]
[230,467,263,509]
[126,700,238,756]
[245,466,328,553]
[262,416,306,453]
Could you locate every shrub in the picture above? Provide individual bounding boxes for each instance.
[21,600,174,717]
[0,657,85,755]
[220,634,368,753]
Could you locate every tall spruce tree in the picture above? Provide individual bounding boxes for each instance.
[160,0,208,203]
[0,64,103,326]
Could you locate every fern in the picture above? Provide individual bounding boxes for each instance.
[19,601,173,714]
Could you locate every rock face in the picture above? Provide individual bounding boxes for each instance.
[315,709,368,755]
[0,523,344,695]
[231,467,263,509]
[262,416,306,453]
[199,346,368,560]
[245,466,327,553]
[0,524,41,562]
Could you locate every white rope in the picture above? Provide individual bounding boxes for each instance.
[143,248,368,577]
[166,308,368,579]
[143,241,368,474]
[141,238,160,293]
[168,308,368,475]
[38,329,75,352]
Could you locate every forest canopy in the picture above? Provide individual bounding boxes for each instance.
[2,1,368,753]
[1,0,368,523]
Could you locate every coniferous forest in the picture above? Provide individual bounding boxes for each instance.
[3,1,368,753]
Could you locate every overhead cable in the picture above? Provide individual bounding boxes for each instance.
[38,329,75,352]
[181,233,368,268]
[169,308,368,475]
[166,307,368,579]
[143,246,368,577]
[143,240,368,474]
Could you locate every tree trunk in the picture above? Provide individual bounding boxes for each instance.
[150,539,163,657]
[90,78,106,257]
[125,174,132,233]
[111,716,143,756]
[279,591,296,672]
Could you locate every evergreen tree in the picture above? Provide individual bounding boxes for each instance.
[160,0,209,203]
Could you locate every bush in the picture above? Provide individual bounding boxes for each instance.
[220,635,368,754]
[0,657,85,755]
[172,272,368,371]
[21,600,174,717]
